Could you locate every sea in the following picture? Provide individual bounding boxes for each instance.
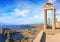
[0,25,36,42]
[0,25,36,30]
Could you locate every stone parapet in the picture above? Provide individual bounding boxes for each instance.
[33,30,44,42]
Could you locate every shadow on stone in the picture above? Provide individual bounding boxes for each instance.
[55,27,60,29]
[40,32,46,42]
[47,25,52,29]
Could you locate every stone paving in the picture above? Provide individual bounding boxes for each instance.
[46,33,60,42]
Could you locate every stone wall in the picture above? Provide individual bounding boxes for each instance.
[56,22,60,28]
[33,30,44,42]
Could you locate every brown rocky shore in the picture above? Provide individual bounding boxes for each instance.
[19,24,43,42]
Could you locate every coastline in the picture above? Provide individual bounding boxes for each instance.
[0,24,43,42]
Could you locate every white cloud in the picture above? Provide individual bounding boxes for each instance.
[56,10,60,21]
[0,6,44,24]
[34,15,39,18]
[31,13,44,24]
[11,9,29,17]
[47,10,52,18]
[52,9,60,21]
[0,13,44,25]
[56,10,60,14]
[48,0,56,3]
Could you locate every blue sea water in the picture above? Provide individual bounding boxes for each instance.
[10,33,24,40]
[0,34,7,42]
[0,33,24,42]
[0,25,36,30]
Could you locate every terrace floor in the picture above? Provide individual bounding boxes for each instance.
[46,33,60,42]
[44,29,60,42]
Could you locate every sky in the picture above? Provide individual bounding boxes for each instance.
[0,0,60,25]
